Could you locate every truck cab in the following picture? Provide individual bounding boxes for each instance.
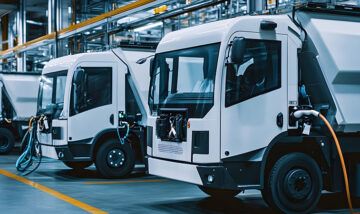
[147,9,360,214]
[38,49,152,178]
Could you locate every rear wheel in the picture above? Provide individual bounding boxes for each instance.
[63,161,93,170]
[198,186,240,198]
[0,128,15,154]
[95,138,135,178]
[266,152,322,213]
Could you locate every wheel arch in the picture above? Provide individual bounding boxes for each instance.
[90,128,142,161]
[259,131,331,189]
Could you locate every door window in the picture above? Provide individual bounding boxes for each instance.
[71,67,112,115]
[225,39,281,107]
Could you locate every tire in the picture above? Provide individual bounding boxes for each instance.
[95,138,135,178]
[198,186,240,198]
[63,161,93,170]
[0,128,15,154]
[267,152,322,214]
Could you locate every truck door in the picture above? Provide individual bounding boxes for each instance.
[221,32,288,159]
[67,62,120,152]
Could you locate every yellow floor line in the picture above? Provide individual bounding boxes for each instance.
[0,169,107,214]
[84,179,167,185]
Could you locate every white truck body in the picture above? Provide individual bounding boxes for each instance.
[147,8,360,213]
[0,72,40,154]
[297,12,360,132]
[0,73,39,121]
[38,48,153,178]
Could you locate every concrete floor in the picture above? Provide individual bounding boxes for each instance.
[0,151,359,214]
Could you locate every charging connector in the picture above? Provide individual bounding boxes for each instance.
[117,111,130,145]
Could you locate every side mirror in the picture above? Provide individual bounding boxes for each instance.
[73,67,85,85]
[231,37,246,64]
[149,57,155,78]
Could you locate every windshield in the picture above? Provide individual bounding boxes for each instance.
[38,70,67,113]
[149,43,220,118]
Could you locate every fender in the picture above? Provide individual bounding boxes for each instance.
[90,128,119,157]
[89,128,146,160]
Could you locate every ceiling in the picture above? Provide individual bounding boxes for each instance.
[0,0,18,17]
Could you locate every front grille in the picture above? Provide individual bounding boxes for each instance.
[158,143,183,155]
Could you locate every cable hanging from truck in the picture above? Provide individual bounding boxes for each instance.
[15,116,44,176]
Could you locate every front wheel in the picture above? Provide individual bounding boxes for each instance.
[267,152,323,214]
[0,128,15,154]
[63,161,93,170]
[95,138,135,178]
[198,186,240,198]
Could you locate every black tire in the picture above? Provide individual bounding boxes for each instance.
[0,128,15,154]
[63,161,93,170]
[198,186,240,198]
[267,152,322,214]
[95,138,135,178]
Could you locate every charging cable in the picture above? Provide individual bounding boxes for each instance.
[16,117,42,175]
[293,110,355,214]
[16,116,43,176]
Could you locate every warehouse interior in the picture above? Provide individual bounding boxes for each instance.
[0,0,360,213]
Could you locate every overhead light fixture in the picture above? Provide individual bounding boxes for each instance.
[133,22,162,32]
[26,20,44,26]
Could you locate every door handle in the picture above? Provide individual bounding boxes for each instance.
[109,114,114,125]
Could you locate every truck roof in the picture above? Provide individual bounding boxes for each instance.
[42,51,117,74]
[42,49,153,75]
[156,14,300,53]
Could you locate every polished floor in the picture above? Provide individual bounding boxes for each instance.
[0,150,359,214]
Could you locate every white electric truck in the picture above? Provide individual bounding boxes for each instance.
[37,49,152,178]
[0,72,40,154]
[147,5,360,214]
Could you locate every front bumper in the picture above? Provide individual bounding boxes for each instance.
[41,144,92,162]
[148,157,203,185]
[148,157,260,190]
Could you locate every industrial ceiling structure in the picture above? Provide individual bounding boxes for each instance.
[0,0,359,72]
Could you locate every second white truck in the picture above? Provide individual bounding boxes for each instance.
[36,48,152,178]
[147,5,360,214]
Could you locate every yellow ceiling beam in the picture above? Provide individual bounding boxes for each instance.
[1,0,156,57]
[0,33,56,57]
[58,0,156,35]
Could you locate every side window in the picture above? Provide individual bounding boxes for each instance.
[71,67,112,115]
[225,39,281,107]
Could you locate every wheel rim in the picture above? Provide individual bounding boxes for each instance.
[0,136,9,149]
[283,168,312,201]
[106,148,126,168]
